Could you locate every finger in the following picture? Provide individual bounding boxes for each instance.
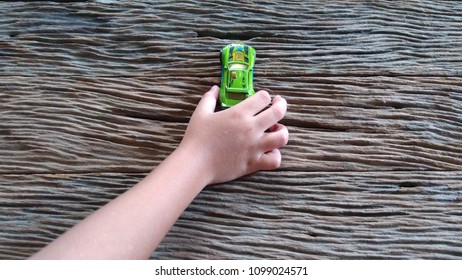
[261,124,289,152]
[267,123,280,133]
[195,85,219,115]
[234,90,271,115]
[266,121,285,133]
[256,95,287,130]
[256,149,282,171]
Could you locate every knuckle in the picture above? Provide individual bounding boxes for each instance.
[229,107,244,119]
[257,90,271,104]
[270,155,282,169]
[271,132,287,149]
[272,102,285,120]
[279,128,289,146]
[265,150,282,170]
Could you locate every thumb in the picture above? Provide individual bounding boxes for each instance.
[195,85,219,115]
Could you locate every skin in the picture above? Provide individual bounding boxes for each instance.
[30,85,289,259]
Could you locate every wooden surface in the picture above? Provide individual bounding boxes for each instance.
[1,0,461,259]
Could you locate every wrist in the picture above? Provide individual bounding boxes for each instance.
[170,141,214,190]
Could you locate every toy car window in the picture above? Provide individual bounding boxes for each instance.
[229,64,246,70]
[233,51,244,62]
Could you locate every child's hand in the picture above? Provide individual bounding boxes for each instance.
[31,85,288,259]
[180,85,289,185]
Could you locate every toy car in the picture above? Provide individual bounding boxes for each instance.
[219,43,256,108]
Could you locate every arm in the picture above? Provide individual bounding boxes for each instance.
[30,85,289,259]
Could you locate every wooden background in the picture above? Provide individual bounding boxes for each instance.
[1,0,462,259]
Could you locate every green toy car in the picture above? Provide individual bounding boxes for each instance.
[219,43,256,108]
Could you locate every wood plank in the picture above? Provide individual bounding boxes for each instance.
[1,1,461,76]
[1,75,461,174]
[1,171,461,259]
[1,0,461,261]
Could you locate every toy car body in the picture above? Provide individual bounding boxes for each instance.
[219,43,256,108]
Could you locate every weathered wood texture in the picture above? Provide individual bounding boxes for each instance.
[1,0,461,259]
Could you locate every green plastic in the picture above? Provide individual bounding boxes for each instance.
[219,43,256,108]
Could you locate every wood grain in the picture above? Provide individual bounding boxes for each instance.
[2,75,461,174]
[1,0,461,259]
[1,1,462,76]
[1,171,461,259]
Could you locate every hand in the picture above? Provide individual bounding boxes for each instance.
[179,85,289,185]
[30,85,288,259]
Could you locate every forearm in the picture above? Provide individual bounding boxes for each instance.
[30,145,209,259]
